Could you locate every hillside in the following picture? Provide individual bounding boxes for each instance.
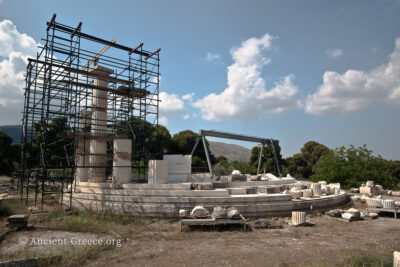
[0,125,22,143]
[208,141,251,162]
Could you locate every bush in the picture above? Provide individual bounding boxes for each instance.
[0,200,15,217]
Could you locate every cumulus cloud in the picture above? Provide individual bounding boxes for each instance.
[182,93,195,101]
[193,34,302,121]
[0,20,38,124]
[159,116,168,125]
[159,91,185,115]
[205,52,220,62]
[325,48,343,58]
[183,114,190,120]
[305,37,400,115]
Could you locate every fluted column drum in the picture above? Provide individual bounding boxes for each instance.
[366,198,383,208]
[382,199,395,209]
[291,211,306,226]
[112,139,132,186]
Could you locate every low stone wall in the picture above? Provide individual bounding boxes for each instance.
[64,186,348,217]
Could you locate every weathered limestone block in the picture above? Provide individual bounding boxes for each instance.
[360,186,378,195]
[227,207,241,219]
[282,190,291,195]
[325,185,334,195]
[311,183,322,197]
[228,188,247,195]
[249,175,261,181]
[346,208,360,220]
[290,189,303,199]
[334,188,341,194]
[179,209,188,217]
[375,184,383,193]
[246,187,257,194]
[193,183,213,190]
[318,181,327,186]
[392,191,400,197]
[212,206,228,219]
[112,139,132,186]
[302,189,313,198]
[258,186,280,194]
[265,173,279,180]
[231,174,247,181]
[366,198,383,208]
[382,199,395,209]
[368,212,378,219]
[254,218,270,229]
[291,211,306,226]
[341,212,354,221]
[191,206,209,218]
[220,176,229,183]
[7,214,29,229]
[366,180,374,187]
[326,209,342,218]
[394,251,400,267]
[351,187,360,193]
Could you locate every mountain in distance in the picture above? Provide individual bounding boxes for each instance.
[208,141,251,162]
[0,125,22,143]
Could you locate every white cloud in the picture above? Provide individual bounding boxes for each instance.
[159,116,168,125]
[183,114,190,120]
[0,20,37,58]
[325,48,343,58]
[306,37,400,115]
[0,20,38,124]
[193,33,301,121]
[206,52,220,62]
[159,91,185,115]
[182,93,195,101]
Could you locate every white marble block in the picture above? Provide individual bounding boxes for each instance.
[163,154,192,174]
[291,211,306,226]
[394,251,400,267]
[302,189,313,198]
[148,160,168,184]
[112,139,132,186]
[311,183,322,196]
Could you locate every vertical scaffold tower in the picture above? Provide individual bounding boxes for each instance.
[19,14,160,207]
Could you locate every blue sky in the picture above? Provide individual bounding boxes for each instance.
[1,0,400,159]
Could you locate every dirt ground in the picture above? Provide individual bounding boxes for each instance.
[83,215,400,267]
[1,175,400,267]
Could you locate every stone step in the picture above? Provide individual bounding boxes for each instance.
[122,183,192,190]
[78,187,229,197]
[65,192,292,204]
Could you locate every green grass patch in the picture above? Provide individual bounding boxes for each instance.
[0,200,15,217]
[347,253,392,267]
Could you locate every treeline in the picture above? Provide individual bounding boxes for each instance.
[0,117,399,190]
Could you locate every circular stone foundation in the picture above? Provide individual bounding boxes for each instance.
[64,178,349,217]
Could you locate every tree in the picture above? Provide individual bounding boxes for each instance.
[249,140,283,176]
[283,141,329,179]
[0,131,16,173]
[311,145,398,189]
[283,153,308,178]
[171,130,216,168]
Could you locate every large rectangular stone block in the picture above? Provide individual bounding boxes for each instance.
[163,154,191,174]
[148,160,168,184]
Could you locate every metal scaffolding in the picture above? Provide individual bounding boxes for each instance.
[18,14,160,207]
